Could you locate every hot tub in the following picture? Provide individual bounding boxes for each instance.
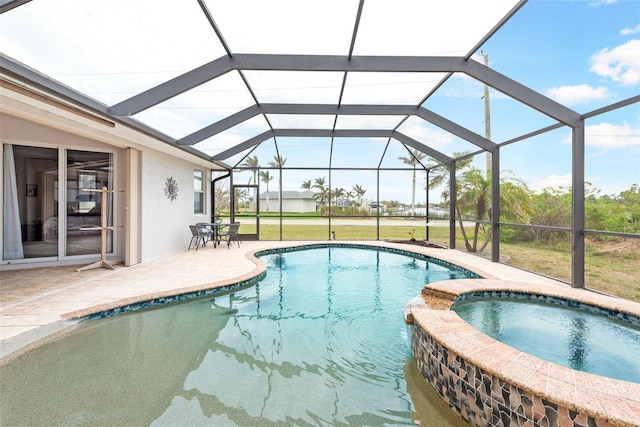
[405,278,640,427]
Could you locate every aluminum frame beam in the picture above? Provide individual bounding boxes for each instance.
[572,122,586,287]
[0,0,30,14]
[211,129,453,166]
[491,149,501,262]
[178,103,497,153]
[449,163,457,249]
[109,54,580,126]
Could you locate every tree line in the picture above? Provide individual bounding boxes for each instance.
[427,151,639,251]
[239,154,370,213]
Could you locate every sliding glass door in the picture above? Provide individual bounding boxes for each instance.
[2,144,113,262]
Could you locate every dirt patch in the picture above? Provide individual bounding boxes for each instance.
[388,240,448,249]
[588,237,640,257]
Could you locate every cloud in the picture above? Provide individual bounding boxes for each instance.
[590,39,640,86]
[588,0,618,6]
[432,72,511,101]
[531,174,572,191]
[436,74,484,98]
[585,149,608,159]
[546,84,610,105]
[585,121,640,148]
[561,121,640,148]
[621,24,640,35]
[396,119,455,150]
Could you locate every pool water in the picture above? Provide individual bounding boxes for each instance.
[452,297,640,383]
[1,246,474,426]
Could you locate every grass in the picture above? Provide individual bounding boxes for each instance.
[236,218,639,303]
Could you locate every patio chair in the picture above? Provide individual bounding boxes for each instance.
[196,222,213,245]
[218,222,241,249]
[188,225,208,251]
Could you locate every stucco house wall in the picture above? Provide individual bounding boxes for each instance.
[1,79,221,270]
[140,149,211,262]
[259,191,316,213]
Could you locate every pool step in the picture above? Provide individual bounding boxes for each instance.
[421,286,457,311]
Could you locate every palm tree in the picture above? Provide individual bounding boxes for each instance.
[234,188,248,211]
[267,155,287,213]
[312,177,329,211]
[259,170,273,212]
[456,168,492,251]
[333,187,345,208]
[427,152,472,202]
[429,155,532,252]
[352,184,366,210]
[345,190,354,213]
[239,155,259,185]
[301,179,312,191]
[399,148,427,215]
[267,155,287,169]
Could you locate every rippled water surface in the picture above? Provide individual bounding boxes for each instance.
[452,298,640,383]
[1,247,474,426]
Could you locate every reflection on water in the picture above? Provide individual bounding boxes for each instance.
[480,301,502,337]
[453,298,640,383]
[567,317,589,370]
[1,247,473,426]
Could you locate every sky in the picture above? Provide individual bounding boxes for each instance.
[456,0,640,197]
[0,0,638,205]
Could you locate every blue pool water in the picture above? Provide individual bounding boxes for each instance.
[0,246,475,426]
[452,297,640,383]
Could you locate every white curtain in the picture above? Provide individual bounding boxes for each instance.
[3,144,24,259]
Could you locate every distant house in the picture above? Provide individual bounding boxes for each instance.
[258,190,316,213]
[369,202,387,212]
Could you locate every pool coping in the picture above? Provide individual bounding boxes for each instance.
[407,278,640,426]
[60,242,479,322]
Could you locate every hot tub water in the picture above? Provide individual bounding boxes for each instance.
[452,297,640,383]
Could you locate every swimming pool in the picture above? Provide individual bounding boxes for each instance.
[452,297,640,383]
[0,245,476,426]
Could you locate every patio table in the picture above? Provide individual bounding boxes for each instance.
[202,222,229,248]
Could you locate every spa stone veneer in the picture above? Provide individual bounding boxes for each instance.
[412,322,606,427]
[406,279,640,427]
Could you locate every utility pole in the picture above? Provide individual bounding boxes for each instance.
[482,50,492,176]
